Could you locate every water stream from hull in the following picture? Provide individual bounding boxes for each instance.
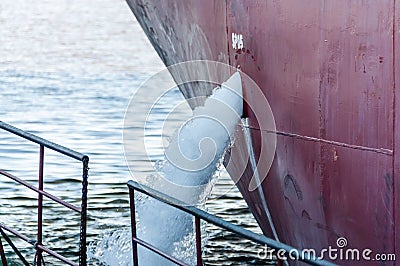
[136,72,243,265]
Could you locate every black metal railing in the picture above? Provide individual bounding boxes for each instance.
[0,121,89,266]
[127,180,336,266]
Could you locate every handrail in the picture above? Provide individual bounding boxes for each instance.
[0,121,89,265]
[127,180,336,266]
[0,121,87,161]
[0,170,82,213]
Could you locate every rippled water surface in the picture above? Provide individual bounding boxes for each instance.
[0,0,270,265]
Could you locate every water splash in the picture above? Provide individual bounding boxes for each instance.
[88,229,132,266]
[136,72,243,265]
[90,72,243,265]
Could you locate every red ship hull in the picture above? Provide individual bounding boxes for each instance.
[127,1,399,264]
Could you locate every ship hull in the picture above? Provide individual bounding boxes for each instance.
[127,1,399,264]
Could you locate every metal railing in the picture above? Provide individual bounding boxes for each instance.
[0,121,89,266]
[127,180,336,266]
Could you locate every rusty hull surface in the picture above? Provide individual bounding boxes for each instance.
[127,0,398,264]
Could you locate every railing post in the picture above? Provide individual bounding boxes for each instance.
[195,217,202,266]
[37,145,44,266]
[0,122,90,266]
[0,235,7,266]
[129,188,139,266]
[79,156,89,266]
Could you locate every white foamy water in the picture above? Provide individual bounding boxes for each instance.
[88,229,133,265]
[137,72,243,266]
[88,72,243,266]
